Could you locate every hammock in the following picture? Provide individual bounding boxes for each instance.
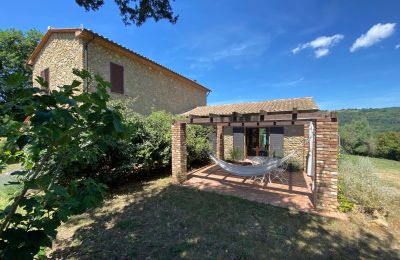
[246,156,279,165]
[209,151,296,178]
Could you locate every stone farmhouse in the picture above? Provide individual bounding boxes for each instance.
[27,28,339,211]
[27,27,210,115]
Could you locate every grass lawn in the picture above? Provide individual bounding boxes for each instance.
[1,157,399,258]
[48,175,400,259]
[1,163,22,175]
[0,174,21,210]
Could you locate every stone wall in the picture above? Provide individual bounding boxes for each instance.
[87,43,207,115]
[32,33,84,91]
[315,118,339,212]
[283,125,304,168]
[223,126,233,160]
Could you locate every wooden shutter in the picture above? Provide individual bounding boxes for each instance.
[110,62,124,94]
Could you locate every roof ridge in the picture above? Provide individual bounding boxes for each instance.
[204,97,315,108]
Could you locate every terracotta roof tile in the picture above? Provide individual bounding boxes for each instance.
[184,97,319,116]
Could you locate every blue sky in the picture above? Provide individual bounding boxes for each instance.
[1,0,399,109]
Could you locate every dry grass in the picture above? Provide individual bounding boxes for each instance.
[344,155,400,238]
[48,175,400,259]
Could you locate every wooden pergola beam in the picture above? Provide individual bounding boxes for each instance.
[186,111,334,125]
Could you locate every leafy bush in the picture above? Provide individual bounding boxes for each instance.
[187,124,212,168]
[339,156,391,214]
[337,176,354,213]
[0,70,125,258]
[376,131,400,161]
[287,160,301,172]
[228,148,242,162]
[94,100,212,184]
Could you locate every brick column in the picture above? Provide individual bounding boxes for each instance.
[171,122,187,184]
[315,117,339,211]
[216,125,224,159]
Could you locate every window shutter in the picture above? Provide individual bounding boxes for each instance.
[110,63,124,94]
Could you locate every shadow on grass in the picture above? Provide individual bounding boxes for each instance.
[49,178,400,259]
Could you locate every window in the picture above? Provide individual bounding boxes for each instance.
[40,68,50,92]
[110,62,124,94]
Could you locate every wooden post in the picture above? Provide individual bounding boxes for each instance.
[216,124,224,159]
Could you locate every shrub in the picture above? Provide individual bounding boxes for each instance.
[228,148,242,162]
[187,124,212,168]
[339,156,391,214]
[86,99,213,184]
[376,131,400,161]
[286,160,301,172]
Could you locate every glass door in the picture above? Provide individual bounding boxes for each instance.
[246,128,269,156]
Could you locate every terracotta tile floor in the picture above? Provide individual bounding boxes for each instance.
[184,164,315,212]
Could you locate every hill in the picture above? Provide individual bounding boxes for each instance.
[337,107,400,134]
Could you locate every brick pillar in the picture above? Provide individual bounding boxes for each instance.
[315,117,339,211]
[171,122,187,184]
[216,125,224,159]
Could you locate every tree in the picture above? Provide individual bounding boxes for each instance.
[0,29,42,79]
[376,132,400,161]
[0,29,43,101]
[0,70,126,258]
[340,117,374,155]
[75,0,178,26]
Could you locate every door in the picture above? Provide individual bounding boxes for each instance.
[245,128,269,156]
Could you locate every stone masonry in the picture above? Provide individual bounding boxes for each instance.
[87,43,206,115]
[31,31,207,115]
[315,117,339,212]
[171,122,187,184]
[283,125,304,168]
[32,32,84,91]
[223,126,233,160]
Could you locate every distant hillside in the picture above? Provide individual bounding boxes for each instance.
[337,107,400,134]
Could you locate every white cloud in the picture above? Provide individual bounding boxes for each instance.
[350,23,396,52]
[396,44,400,49]
[292,34,344,58]
[315,48,330,58]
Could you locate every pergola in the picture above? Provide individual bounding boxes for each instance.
[171,108,339,212]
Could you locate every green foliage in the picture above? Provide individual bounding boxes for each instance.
[75,0,178,26]
[376,132,400,161]
[0,28,43,101]
[228,148,242,162]
[90,99,212,184]
[186,124,212,167]
[338,107,400,134]
[337,176,354,213]
[339,156,392,214]
[340,117,374,156]
[0,69,125,258]
[287,160,301,172]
